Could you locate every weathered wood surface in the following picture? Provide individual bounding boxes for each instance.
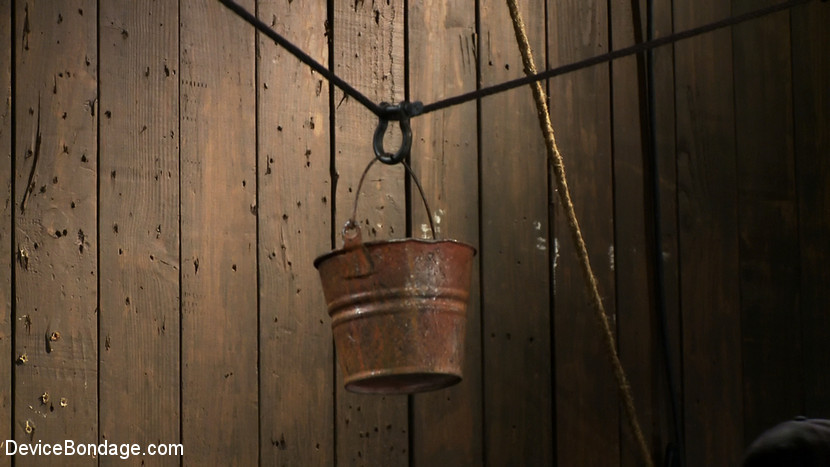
[0,1,827,465]
[674,1,743,464]
[650,0,683,462]
[332,1,409,465]
[0,1,12,463]
[793,0,830,420]
[408,0,482,465]
[98,1,180,465]
[257,0,334,464]
[480,0,553,464]
[732,0,802,447]
[13,1,99,465]
[180,0,258,464]
[549,0,619,464]
[609,0,659,463]
[610,0,682,464]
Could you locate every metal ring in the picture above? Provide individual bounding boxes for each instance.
[373,106,413,165]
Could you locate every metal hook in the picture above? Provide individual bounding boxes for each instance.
[372,101,423,165]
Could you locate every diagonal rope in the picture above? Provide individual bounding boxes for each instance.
[504,0,654,466]
[426,0,813,116]
[216,0,384,117]
[217,0,817,120]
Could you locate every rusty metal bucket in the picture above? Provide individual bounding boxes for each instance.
[314,159,475,394]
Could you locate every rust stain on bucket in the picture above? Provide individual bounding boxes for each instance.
[314,232,475,395]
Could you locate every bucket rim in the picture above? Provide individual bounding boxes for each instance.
[313,237,476,269]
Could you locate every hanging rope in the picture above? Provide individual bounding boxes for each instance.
[214,0,826,460]
[504,1,654,466]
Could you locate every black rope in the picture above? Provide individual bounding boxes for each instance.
[640,0,684,464]
[218,0,817,119]
[422,0,814,114]
[216,0,384,117]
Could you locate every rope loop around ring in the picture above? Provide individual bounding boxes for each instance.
[373,101,423,165]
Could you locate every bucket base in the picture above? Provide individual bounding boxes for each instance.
[345,371,461,395]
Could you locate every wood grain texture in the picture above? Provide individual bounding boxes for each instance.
[408,0,482,465]
[257,0,333,465]
[609,1,682,465]
[548,0,619,464]
[98,1,180,465]
[0,0,11,463]
[13,1,98,465]
[649,0,683,463]
[480,0,553,464]
[609,0,659,464]
[0,3,827,466]
[332,1,409,465]
[673,1,743,464]
[732,1,801,445]
[180,0,258,464]
[792,0,830,419]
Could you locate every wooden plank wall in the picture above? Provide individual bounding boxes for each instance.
[0,1,11,465]
[1,0,829,466]
[13,4,99,467]
[733,0,801,447]
[332,1,409,465]
[549,0,618,464]
[674,0,744,464]
[480,0,552,464]
[98,3,180,467]
[409,0,482,465]
[180,1,259,465]
[257,0,333,465]
[793,0,830,423]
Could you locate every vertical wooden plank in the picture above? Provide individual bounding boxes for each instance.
[331,1,409,464]
[0,0,11,462]
[180,0,258,464]
[480,0,552,464]
[332,1,410,465]
[257,0,333,464]
[650,0,683,462]
[610,0,662,465]
[408,0,482,465]
[548,0,619,464]
[98,0,180,464]
[732,2,801,445]
[673,1,742,464]
[610,1,682,465]
[13,1,98,464]
[792,1,830,419]
[609,0,659,464]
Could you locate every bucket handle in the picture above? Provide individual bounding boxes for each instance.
[344,157,437,245]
